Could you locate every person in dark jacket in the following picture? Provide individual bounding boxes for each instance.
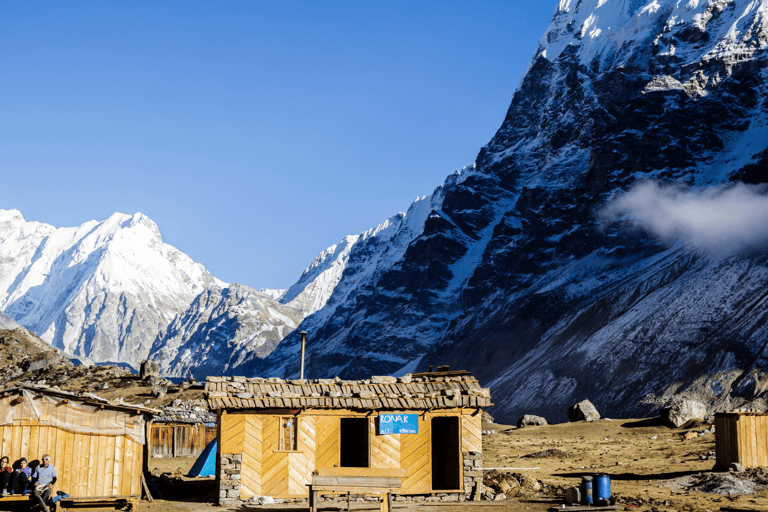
[0,456,12,496]
[10,457,31,495]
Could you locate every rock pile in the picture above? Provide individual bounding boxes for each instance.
[155,399,215,424]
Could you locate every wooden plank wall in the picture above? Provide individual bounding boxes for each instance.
[150,425,173,457]
[240,416,263,499]
[224,408,483,499]
[461,413,482,453]
[400,414,431,494]
[289,416,315,495]
[261,416,287,497]
[315,416,339,469]
[0,422,142,497]
[715,414,768,468]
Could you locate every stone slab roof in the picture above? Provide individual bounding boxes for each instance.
[205,371,492,411]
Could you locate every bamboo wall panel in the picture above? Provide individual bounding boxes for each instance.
[262,416,288,497]
[241,415,263,499]
[400,415,431,494]
[221,414,245,454]
[462,414,482,453]
[315,416,339,469]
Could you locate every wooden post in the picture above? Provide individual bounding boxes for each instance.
[310,488,318,512]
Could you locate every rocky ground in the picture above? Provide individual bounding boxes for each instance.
[137,416,768,512]
[0,328,205,407]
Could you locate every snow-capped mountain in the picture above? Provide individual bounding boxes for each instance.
[148,284,304,377]
[0,209,226,366]
[4,0,768,424]
[241,0,768,422]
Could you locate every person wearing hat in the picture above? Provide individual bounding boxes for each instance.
[31,454,56,512]
[10,457,31,495]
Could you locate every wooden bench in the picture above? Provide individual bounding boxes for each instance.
[308,468,406,512]
[57,495,141,511]
[0,494,29,503]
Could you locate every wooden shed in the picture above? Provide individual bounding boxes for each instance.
[0,384,156,509]
[150,402,216,458]
[715,412,768,469]
[205,370,492,505]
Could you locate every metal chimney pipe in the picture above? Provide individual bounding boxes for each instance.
[299,331,308,379]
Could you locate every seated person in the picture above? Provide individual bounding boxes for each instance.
[10,457,31,495]
[0,456,12,496]
[31,454,57,512]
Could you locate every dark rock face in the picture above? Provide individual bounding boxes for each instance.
[251,2,768,423]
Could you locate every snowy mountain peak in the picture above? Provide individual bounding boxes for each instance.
[542,0,768,71]
[0,210,223,366]
[0,209,24,224]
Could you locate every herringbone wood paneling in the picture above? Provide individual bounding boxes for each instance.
[221,413,245,454]
[315,416,339,469]
[371,426,400,469]
[400,416,431,494]
[262,416,288,496]
[462,414,482,453]
[241,415,263,499]
[288,452,311,496]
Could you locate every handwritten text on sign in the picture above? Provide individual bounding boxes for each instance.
[378,413,419,435]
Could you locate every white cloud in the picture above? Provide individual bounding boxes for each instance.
[598,180,768,252]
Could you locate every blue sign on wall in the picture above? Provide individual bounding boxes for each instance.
[378,414,419,435]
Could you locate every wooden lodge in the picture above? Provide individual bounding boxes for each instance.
[0,384,156,510]
[205,370,492,505]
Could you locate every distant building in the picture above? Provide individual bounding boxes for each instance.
[150,400,216,458]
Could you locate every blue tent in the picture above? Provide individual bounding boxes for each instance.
[189,439,216,477]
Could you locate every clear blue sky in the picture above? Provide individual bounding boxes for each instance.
[1,1,556,290]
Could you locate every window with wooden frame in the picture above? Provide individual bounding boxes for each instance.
[280,417,298,451]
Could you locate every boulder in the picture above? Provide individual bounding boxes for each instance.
[661,400,706,428]
[517,415,548,428]
[566,400,601,422]
[140,360,159,380]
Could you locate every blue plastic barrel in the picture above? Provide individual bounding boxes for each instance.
[581,476,593,505]
[595,474,611,503]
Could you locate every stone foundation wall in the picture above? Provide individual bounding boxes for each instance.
[217,450,485,505]
[463,450,484,499]
[218,453,242,505]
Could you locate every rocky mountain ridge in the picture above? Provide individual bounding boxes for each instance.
[245,0,768,423]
